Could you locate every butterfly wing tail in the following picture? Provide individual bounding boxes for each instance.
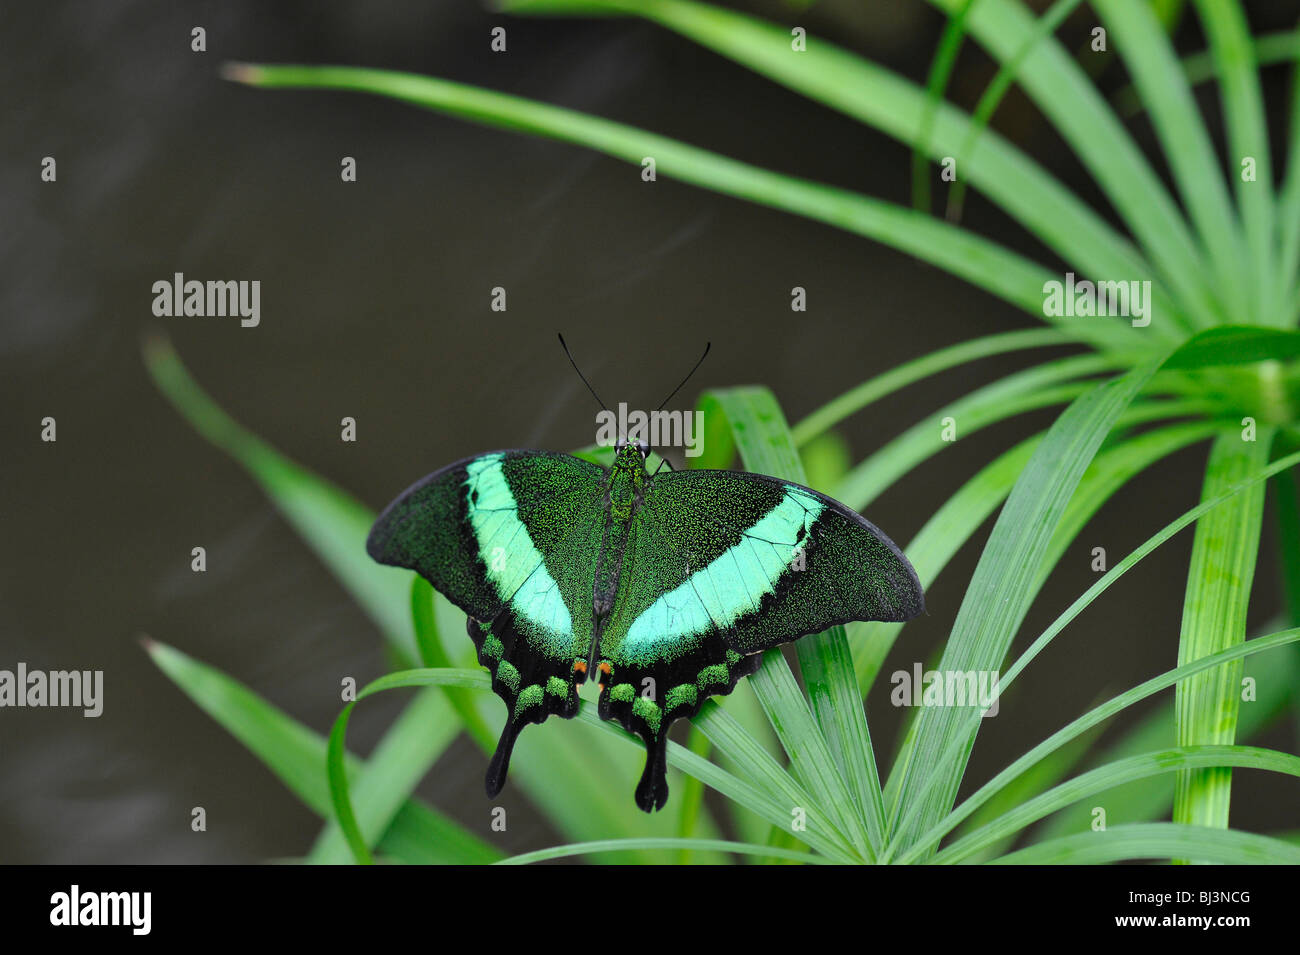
[598,643,760,812]
[469,611,583,799]
[634,733,670,813]
[485,720,521,798]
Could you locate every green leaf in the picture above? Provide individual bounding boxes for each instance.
[947,720,1105,862]
[143,337,417,663]
[853,414,1215,693]
[1090,0,1247,322]
[887,439,1300,861]
[673,726,713,864]
[928,0,1222,328]
[895,626,1300,863]
[851,432,1040,693]
[912,0,977,214]
[1033,421,1221,594]
[789,327,1095,447]
[144,640,500,863]
[685,702,858,861]
[325,668,498,864]
[885,358,1168,851]
[220,61,1106,342]
[1173,430,1273,850]
[1112,28,1299,117]
[1034,631,1299,841]
[1160,325,1300,369]
[935,745,1300,864]
[992,823,1300,864]
[307,682,459,864]
[884,320,1294,855]
[1191,0,1276,325]
[1275,472,1300,626]
[504,0,1186,341]
[411,578,495,748]
[1279,23,1300,312]
[497,837,831,865]
[943,0,1087,223]
[834,353,1123,513]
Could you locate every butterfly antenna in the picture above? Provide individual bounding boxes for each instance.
[655,341,712,411]
[557,333,608,411]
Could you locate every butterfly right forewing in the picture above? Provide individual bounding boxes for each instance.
[593,466,922,810]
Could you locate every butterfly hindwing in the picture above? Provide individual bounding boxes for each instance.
[596,467,923,809]
[366,450,606,795]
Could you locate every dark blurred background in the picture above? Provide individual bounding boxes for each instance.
[2,0,1298,862]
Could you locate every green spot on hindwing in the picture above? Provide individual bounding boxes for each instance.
[514,684,544,718]
[725,649,742,665]
[610,683,635,703]
[545,676,569,697]
[481,634,504,661]
[665,683,698,712]
[631,695,662,734]
[496,660,520,692]
[697,664,728,689]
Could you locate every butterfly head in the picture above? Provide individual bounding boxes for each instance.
[612,440,650,473]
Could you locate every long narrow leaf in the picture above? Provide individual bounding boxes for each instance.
[307,683,458,863]
[506,0,1183,342]
[145,641,499,863]
[1035,632,1299,841]
[1173,430,1273,846]
[497,837,830,865]
[143,337,417,662]
[895,626,1300,863]
[889,444,1300,859]
[935,745,1300,863]
[223,62,1115,345]
[1090,0,1247,321]
[991,823,1300,864]
[885,358,1167,850]
[791,327,1094,446]
[854,413,1215,692]
[928,0,1222,327]
[835,353,1122,512]
[1192,0,1276,324]
[944,0,1086,223]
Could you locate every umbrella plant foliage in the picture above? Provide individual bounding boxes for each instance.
[147,0,1300,863]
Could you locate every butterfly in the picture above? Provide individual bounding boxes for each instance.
[366,344,923,812]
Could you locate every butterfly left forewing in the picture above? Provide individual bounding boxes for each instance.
[367,449,606,795]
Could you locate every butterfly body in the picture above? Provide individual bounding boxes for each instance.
[368,442,922,812]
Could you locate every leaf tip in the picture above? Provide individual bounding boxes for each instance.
[140,330,173,367]
[220,61,264,85]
